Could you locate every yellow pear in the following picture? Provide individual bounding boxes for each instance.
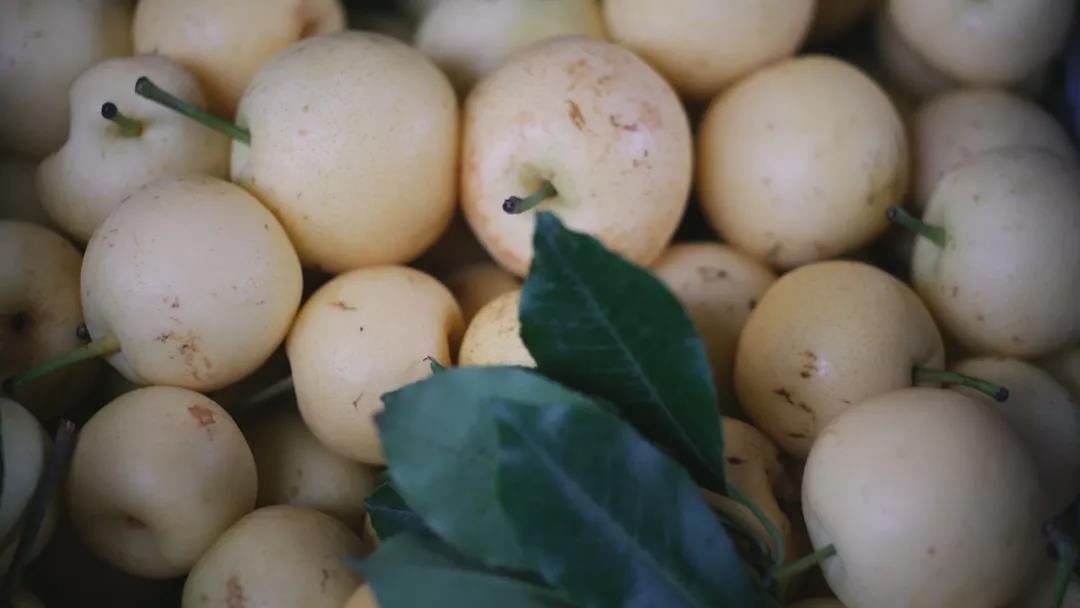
[458,289,534,368]
[462,36,691,276]
[133,0,345,116]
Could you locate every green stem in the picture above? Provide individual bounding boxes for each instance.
[3,334,121,394]
[134,76,251,144]
[768,544,836,584]
[1052,544,1077,608]
[237,376,294,413]
[886,207,946,247]
[100,102,143,137]
[502,181,557,214]
[915,368,1009,402]
[728,485,786,569]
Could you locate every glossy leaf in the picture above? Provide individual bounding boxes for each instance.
[495,400,763,608]
[520,212,728,487]
[365,482,429,541]
[378,366,601,570]
[355,531,574,608]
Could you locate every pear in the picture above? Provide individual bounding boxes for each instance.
[889,0,1075,85]
[66,386,257,578]
[458,289,534,368]
[230,32,459,273]
[462,36,691,276]
[443,262,521,325]
[182,506,365,608]
[0,221,98,419]
[735,261,945,458]
[0,0,132,159]
[38,55,230,244]
[287,266,463,464]
[697,56,908,269]
[908,148,1080,357]
[133,0,345,116]
[416,0,606,94]
[78,176,302,391]
[803,387,1044,608]
[951,357,1080,515]
[911,88,1076,211]
[603,0,814,100]
[241,405,379,530]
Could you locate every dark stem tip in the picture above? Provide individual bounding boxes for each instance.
[994,387,1010,402]
[134,76,152,95]
[503,196,523,214]
[75,323,90,342]
[101,102,118,119]
[885,206,901,222]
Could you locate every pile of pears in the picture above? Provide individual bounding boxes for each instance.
[2,1,1080,607]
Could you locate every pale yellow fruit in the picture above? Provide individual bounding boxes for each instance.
[287,266,463,464]
[458,289,534,368]
[911,88,1077,211]
[874,8,957,103]
[417,0,606,93]
[0,0,132,159]
[231,32,458,273]
[1042,347,1080,402]
[442,262,521,325]
[1,221,98,419]
[133,0,345,116]
[912,148,1080,357]
[0,398,54,570]
[735,261,944,458]
[809,0,876,42]
[652,242,776,405]
[698,56,907,269]
[804,387,1045,608]
[67,386,257,578]
[0,159,50,227]
[81,175,302,391]
[603,0,813,100]
[344,585,380,608]
[889,0,1075,85]
[242,406,379,530]
[463,37,691,276]
[182,505,365,608]
[38,55,230,244]
[952,357,1080,515]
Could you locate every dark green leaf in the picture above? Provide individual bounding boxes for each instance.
[494,400,764,608]
[378,366,601,570]
[520,212,728,488]
[424,356,447,374]
[365,482,430,541]
[355,531,574,608]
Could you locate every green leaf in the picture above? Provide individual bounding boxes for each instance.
[520,212,728,487]
[365,482,430,541]
[424,356,446,374]
[378,366,601,571]
[355,531,574,608]
[494,400,763,608]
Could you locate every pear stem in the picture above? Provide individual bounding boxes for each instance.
[914,368,1009,402]
[101,102,143,137]
[767,544,836,585]
[886,207,946,247]
[134,76,251,144]
[240,376,294,411]
[503,181,557,214]
[3,334,121,394]
[0,420,77,603]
